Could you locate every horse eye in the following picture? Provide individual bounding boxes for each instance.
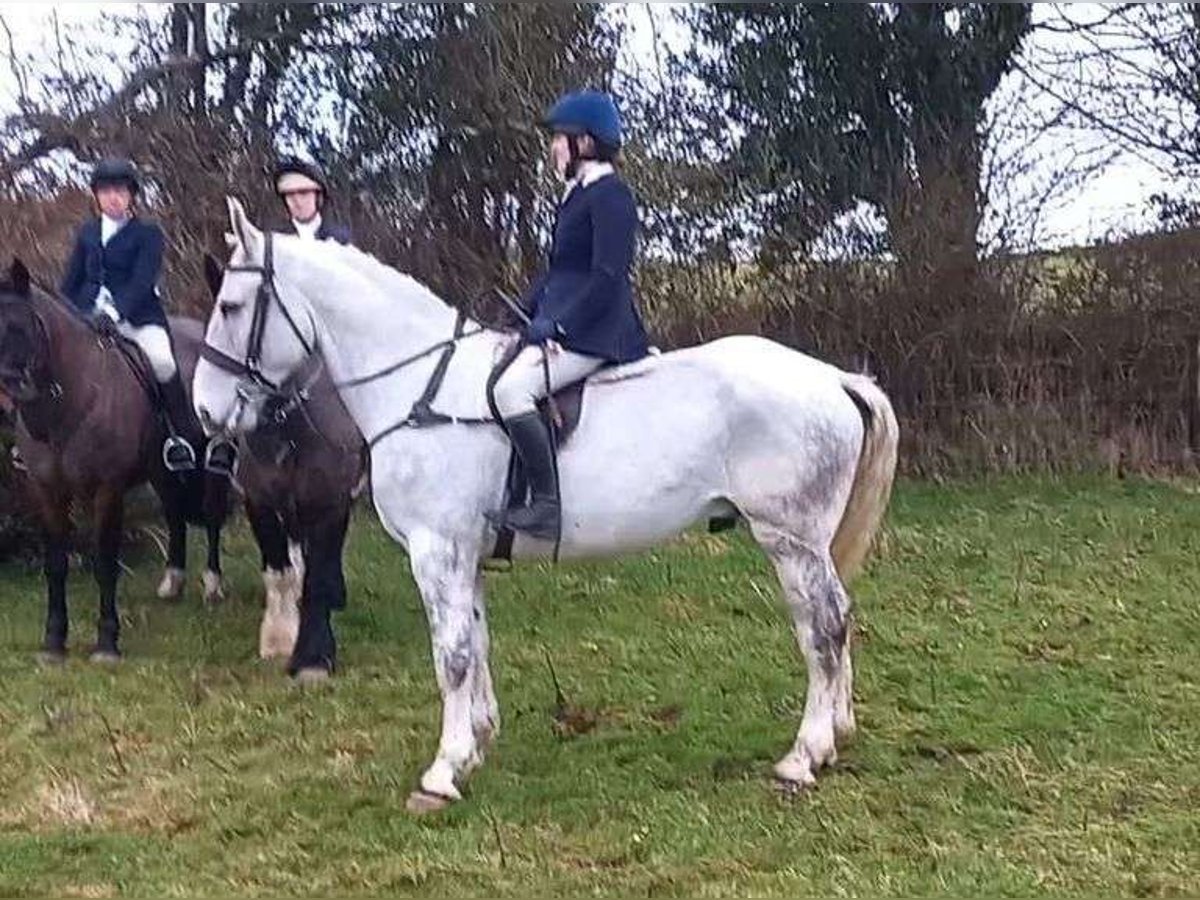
[218,302,239,318]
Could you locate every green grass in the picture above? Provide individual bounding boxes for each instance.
[2,476,1200,897]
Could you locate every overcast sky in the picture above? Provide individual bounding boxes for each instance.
[0,2,1190,251]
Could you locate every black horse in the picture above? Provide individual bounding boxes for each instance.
[202,255,365,682]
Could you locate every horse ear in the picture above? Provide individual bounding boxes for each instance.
[225,195,261,256]
[9,258,30,297]
[203,252,224,299]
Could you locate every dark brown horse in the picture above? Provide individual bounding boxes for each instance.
[0,259,230,662]
[202,255,365,682]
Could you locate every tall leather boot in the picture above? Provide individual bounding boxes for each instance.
[490,411,560,541]
[159,374,199,472]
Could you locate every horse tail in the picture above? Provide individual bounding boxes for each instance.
[830,373,899,582]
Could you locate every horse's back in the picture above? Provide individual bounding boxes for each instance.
[593,334,859,410]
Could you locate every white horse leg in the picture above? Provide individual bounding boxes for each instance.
[469,576,500,751]
[762,538,852,788]
[258,568,301,660]
[156,567,186,600]
[407,533,485,810]
[834,636,856,741]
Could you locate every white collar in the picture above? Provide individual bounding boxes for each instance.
[100,214,129,245]
[562,161,615,202]
[293,214,322,241]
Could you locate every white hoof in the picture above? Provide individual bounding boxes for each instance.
[156,567,185,601]
[201,570,225,605]
[774,728,837,788]
[419,760,463,803]
[773,755,818,790]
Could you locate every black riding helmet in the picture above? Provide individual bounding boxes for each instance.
[273,156,330,196]
[90,158,140,195]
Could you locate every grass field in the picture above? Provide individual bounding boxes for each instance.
[1,476,1199,897]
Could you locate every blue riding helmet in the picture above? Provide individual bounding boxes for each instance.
[542,90,623,149]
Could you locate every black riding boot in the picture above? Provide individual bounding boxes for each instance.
[491,411,560,541]
[160,375,199,472]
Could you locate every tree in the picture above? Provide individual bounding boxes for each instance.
[685,3,1032,285]
[330,4,618,302]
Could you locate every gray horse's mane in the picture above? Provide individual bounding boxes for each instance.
[290,235,453,316]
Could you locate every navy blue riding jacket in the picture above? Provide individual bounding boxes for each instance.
[314,219,352,244]
[290,217,352,244]
[525,173,649,363]
[60,217,168,328]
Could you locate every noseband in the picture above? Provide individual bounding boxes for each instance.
[199,233,316,397]
[198,232,326,432]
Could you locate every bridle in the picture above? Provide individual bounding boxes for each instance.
[197,231,494,445]
[198,232,324,431]
[199,233,315,396]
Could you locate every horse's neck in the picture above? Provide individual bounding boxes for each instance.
[31,292,119,414]
[287,248,490,436]
[32,292,90,383]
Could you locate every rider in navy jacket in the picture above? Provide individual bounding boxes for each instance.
[61,215,168,328]
[525,167,648,363]
[273,157,353,245]
[60,158,202,472]
[488,90,649,541]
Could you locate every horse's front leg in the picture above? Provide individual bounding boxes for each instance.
[32,481,71,662]
[155,481,187,601]
[406,531,488,813]
[288,505,350,683]
[246,497,299,660]
[202,516,225,605]
[91,487,124,663]
[200,473,232,605]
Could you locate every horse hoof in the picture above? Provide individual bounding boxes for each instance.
[772,775,814,797]
[36,649,66,667]
[406,790,454,815]
[156,567,186,601]
[202,571,225,606]
[258,642,292,662]
[89,649,121,666]
[292,667,332,688]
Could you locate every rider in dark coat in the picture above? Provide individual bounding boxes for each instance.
[273,157,353,245]
[61,158,202,472]
[487,90,649,541]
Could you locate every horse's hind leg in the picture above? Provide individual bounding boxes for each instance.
[757,531,853,789]
[201,473,230,605]
[470,574,499,752]
[247,498,299,660]
[155,481,187,601]
[202,517,225,605]
[91,488,125,663]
